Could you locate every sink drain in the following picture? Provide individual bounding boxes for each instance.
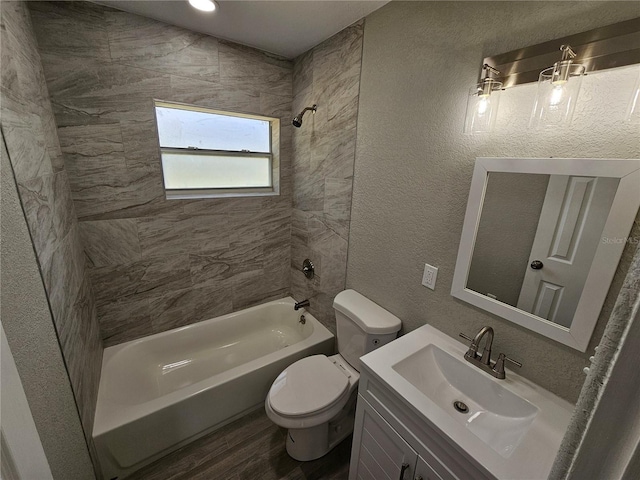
[453,400,469,414]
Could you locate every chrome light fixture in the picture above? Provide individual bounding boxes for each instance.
[530,45,586,129]
[464,64,502,134]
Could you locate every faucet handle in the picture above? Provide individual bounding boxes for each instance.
[459,332,473,342]
[502,354,522,368]
[493,353,522,378]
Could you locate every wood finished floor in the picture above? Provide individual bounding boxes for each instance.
[129,409,351,480]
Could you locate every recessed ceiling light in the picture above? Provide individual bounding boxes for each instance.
[188,0,217,13]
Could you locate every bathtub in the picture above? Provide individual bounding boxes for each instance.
[92,297,334,480]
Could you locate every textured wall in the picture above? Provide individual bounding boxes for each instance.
[1,130,95,479]
[290,21,363,332]
[29,1,294,346]
[348,1,640,402]
[0,0,102,449]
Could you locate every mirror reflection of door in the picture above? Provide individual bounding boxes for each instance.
[466,172,620,329]
[517,176,618,327]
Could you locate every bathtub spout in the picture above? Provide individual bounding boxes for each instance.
[294,299,310,311]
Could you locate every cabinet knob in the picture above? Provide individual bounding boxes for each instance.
[399,463,410,480]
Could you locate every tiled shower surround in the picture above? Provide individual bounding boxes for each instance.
[290,22,364,332]
[5,0,363,473]
[0,0,102,447]
[28,0,364,346]
[29,1,295,346]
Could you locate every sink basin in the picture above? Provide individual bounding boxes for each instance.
[359,324,573,480]
[392,344,538,458]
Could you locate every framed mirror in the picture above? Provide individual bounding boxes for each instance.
[452,157,640,351]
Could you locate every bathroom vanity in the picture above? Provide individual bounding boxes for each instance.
[348,325,574,480]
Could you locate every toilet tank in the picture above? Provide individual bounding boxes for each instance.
[333,290,402,371]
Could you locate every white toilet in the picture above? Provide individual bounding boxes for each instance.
[265,289,402,461]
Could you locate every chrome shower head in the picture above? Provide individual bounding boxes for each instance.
[292,104,317,128]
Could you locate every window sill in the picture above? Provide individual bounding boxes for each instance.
[165,189,279,200]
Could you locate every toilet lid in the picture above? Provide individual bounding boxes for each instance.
[269,355,349,417]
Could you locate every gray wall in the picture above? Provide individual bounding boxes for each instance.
[290,21,363,333]
[467,173,549,307]
[348,1,640,402]
[29,1,294,346]
[1,135,95,479]
[1,0,102,447]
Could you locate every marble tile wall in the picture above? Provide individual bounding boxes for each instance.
[290,21,364,333]
[0,0,103,452]
[28,1,294,346]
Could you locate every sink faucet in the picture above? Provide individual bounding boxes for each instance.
[471,326,494,365]
[294,299,310,311]
[459,327,522,379]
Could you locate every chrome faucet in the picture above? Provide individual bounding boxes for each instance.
[459,326,522,379]
[468,326,494,365]
[294,299,310,311]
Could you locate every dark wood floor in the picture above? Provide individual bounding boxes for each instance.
[129,409,351,480]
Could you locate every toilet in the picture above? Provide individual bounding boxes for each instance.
[265,289,402,461]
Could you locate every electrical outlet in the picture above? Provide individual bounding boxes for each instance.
[422,264,438,290]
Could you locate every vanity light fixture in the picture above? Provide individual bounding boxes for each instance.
[474,19,640,132]
[188,0,218,13]
[464,64,503,134]
[530,45,586,129]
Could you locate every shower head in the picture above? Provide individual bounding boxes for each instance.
[292,104,317,128]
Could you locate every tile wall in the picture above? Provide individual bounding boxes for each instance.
[29,1,294,346]
[290,21,364,332]
[0,0,102,449]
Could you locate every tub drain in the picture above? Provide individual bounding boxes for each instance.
[453,400,469,414]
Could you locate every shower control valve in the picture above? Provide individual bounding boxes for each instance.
[301,259,315,279]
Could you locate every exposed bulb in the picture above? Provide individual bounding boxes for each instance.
[476,97,489,115]
[463,65,502,134]
[549,85,564,107]
[189,0,216,12]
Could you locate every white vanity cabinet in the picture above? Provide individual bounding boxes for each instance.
[350,396,419,480]
[349,373,494,480]
[415,457,446,480]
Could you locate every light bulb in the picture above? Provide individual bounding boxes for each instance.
[477,97,489,115]
[549,85,564,107]
[189,0,216,12]
[463,65,502,134]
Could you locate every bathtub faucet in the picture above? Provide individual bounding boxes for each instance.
[294,299,310,311]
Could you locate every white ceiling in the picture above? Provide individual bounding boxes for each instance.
[94,0,389,59]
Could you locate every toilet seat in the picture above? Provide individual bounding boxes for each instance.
[268,355,349,417]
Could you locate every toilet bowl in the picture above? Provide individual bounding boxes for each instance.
[265,290,402,461]
[265,354,359,461]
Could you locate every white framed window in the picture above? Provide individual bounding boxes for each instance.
[154,100,280,199]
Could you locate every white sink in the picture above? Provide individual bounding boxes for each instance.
[360,324,574,480]
[392,344,538,458]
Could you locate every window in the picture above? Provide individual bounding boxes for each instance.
[154,101,279,199]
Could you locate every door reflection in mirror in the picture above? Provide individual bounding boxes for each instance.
[466,172,619,328]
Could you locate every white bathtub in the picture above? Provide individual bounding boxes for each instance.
[92,297,334,480]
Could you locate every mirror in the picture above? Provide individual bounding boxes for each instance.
[452,158,640,351]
